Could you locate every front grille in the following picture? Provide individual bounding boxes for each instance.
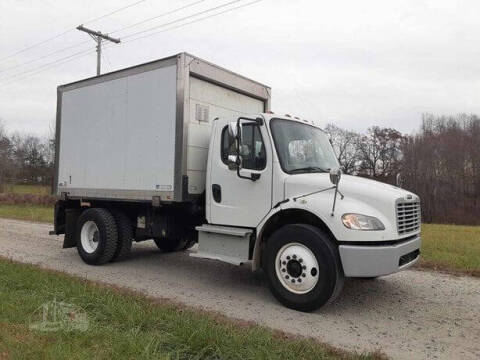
[396,200,421,235]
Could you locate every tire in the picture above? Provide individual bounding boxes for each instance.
[76,208,118,265]
[180,239,196,251]
[110,210,133,262]
[153,237,192,252]
[264,224,344,312]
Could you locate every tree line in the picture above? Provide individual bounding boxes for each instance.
[325,113,480,225]
[0,120,54,189]
[1,114,479,225]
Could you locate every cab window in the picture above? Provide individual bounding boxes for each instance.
[220,124,266,170]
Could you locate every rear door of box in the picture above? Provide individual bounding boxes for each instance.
[57,63,177,201]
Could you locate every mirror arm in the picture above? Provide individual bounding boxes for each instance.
[237,116,263,126]
[293,186,336,202]
[330,185,345,217]
[236,166,260,182]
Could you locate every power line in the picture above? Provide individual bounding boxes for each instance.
[0,40,91,74]
[0,51,95,87]
[0,47,95,84]
[102,48,113,71]
[0,29,76,64]
[122,0,263,44]
[83,0,147,26]
[0,0,263,86]
[122,0,246,40]
[0,0,148,64]
[0,0,200,75]
[110,0,206,35]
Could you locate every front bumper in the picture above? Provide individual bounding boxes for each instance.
[338,235,421,277]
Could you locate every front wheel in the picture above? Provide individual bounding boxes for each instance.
[264,224,344,312]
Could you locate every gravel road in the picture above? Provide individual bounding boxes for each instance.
[0,218,478,359]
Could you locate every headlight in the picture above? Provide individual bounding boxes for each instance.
[341,213,385,231]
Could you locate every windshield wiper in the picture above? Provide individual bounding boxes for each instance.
[289,166,329,174]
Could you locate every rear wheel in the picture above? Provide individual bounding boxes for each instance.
[110,210,133,262]
[264,224,344,312]
[76,208,118,265]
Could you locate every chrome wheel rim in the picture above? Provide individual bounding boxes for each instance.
[275,242,319,294]
[80,221,100,254]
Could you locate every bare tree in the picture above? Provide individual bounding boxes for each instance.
[0,121,18,189]
[324,124,360,174]
[402,113,480,225]
[9,131,52,185]
[356,126,404,182]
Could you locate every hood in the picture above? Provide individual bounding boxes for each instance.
[283,173,420,242]
[287,173,417,219]
[284,173,415,201]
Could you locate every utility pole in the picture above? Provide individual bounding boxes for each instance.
[76,25,120,76]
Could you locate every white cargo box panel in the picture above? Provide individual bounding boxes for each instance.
[55,53,271,202]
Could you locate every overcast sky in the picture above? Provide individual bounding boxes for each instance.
[0,0,479,136]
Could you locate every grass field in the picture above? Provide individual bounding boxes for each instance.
[0,184,54,222]
[0,258,378,360]
[419,224,480,276]
[2,184,51,195]
[0,205,53,223]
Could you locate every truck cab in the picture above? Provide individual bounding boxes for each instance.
[198,113,421,310]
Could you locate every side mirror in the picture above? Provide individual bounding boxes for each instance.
[227,122,237,143]
[227,154,241,171]
[329,167,342,186]
[228,121,242,144]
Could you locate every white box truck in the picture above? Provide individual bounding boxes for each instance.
[52,53,421,311]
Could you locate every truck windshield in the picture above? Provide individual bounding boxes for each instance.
[270,119,339,174]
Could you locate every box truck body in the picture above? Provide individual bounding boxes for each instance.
[55,53,270,202]
[52,53,422,312]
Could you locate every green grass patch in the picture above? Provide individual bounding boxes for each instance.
[0,205,53,223]
[419,224,480,276]
[0,258,378,360]
[2,184,51,195]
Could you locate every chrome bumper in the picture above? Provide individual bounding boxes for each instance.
[338,236,421,277]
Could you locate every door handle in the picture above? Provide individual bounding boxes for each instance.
[212,184,221,203]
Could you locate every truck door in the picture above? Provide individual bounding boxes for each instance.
[209,120,272,227]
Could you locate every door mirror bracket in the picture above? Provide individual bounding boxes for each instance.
[230,116,265,182]
[250,173,261,181]
[227,155,261,181]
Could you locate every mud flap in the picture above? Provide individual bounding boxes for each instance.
[63,208,82,248]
